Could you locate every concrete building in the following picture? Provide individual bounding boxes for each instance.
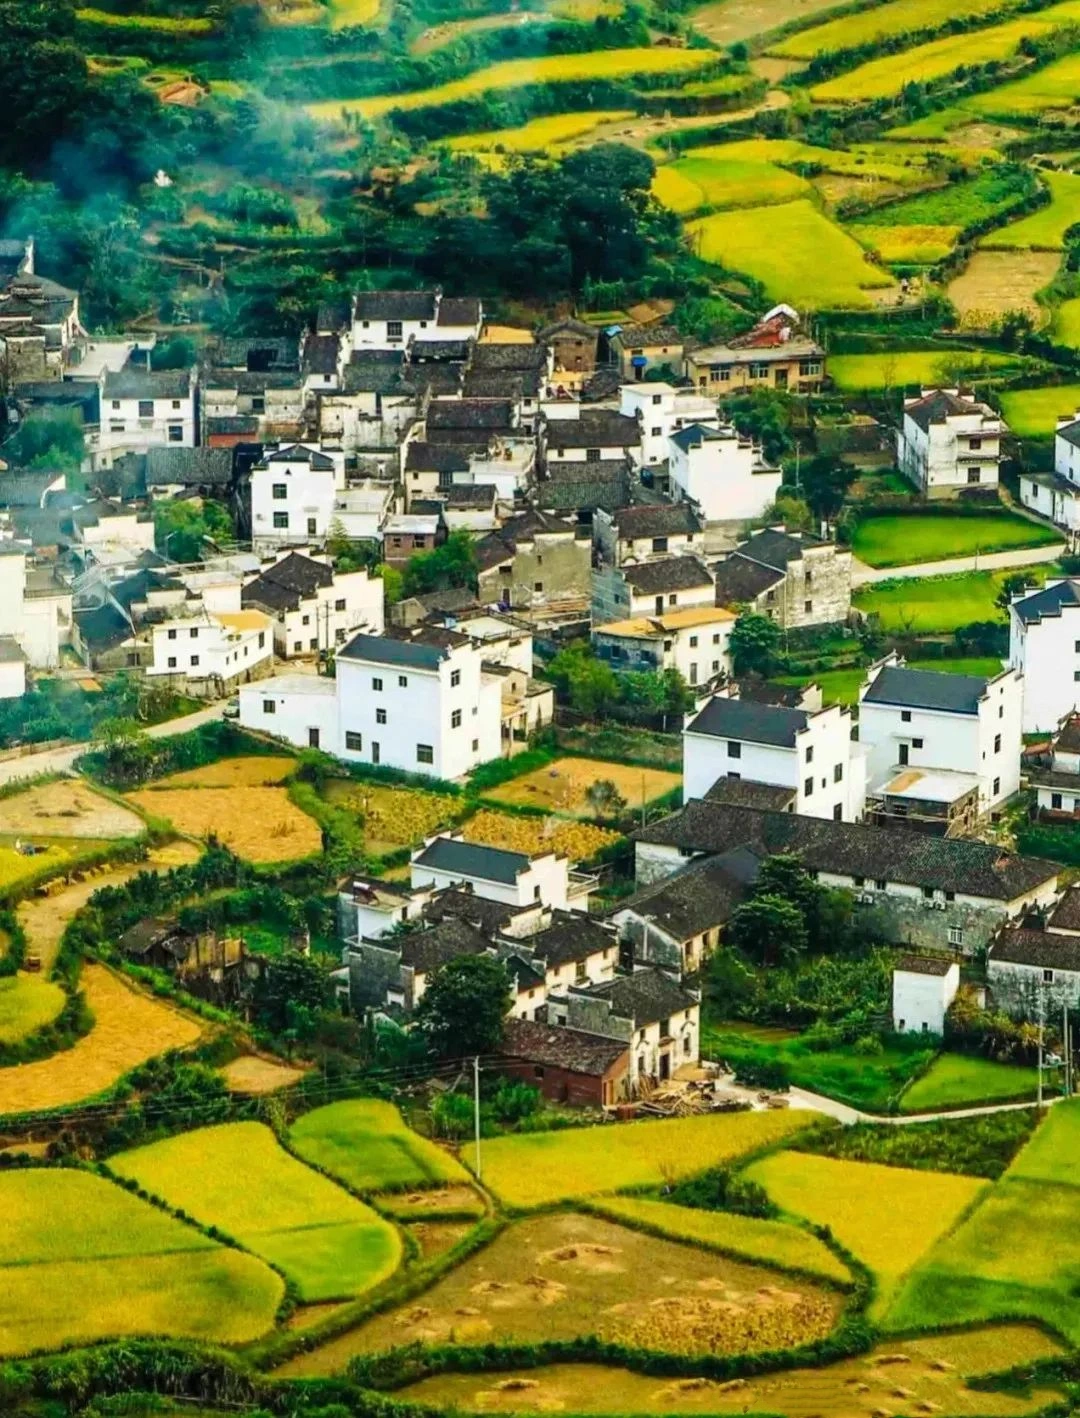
[147,605,273,696]
[0,543,69,671]
[411,834,592,913]
[1009,579,1080,733]
[892,956,959,1035]
[607,323,684,381]
[634,797,1060,956]
[858,656,1022,817]
[592,554,715,625]
[619,383,719,467]
[1029,713,1080,816]
[544,410,642,470]
[897,388,1006,497]
[1018,411,1080,540]
[250,444,345,554]
[592,605,734,688]
[475,509,591,613]
[668,423,781,528]
[351,290,482,352]
[593,502,704,568]
[684,306,826,395]
[682,690,864,820]
[97,367,197,467]
[712,528,853,631]
[241,551,384,657]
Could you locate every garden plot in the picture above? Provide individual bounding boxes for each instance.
[126,784,321,862]
[278,1211,842,1374]
[688,201,898,309]
[290,1098,470,1191]
[948,250,1059,328]
[399,1324,1064,1416]
[745,1151,987,1319]
[475,1109,810,1208]
[0,778,144,838]
[489,756,680,815]
[407,1219,475,1261]
[219,1055,308,1094]
[0,965,201,1117]
[0,1168,281,1356]
[1001,382,1080,436]
[462,810,619,865]
[109,1120,402,1302]
[309,48,719,120]
[377,1184,486,1219]
[851,512,1060,568]
[323,780,459,854]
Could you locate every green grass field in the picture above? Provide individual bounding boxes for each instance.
[1001,383,1080,437]
[109,1121,401,1301]
[0,1169,281,1356]
[475,1110,811,1209]
[900,1055,1041,1112]
[774,0,1022,57]
[688,200,895,309]
[290,1098,470,1192]
[966,49,1080,118]
[1052,296,1080,347]
[858,166,1035,230]
[591,1196,852,1284]
[982,171,1080,251]
[828,349,1028,389]
[0,974,66,1044]
[653,156,810,214]
[851,513,1061,568]
[853,570,1032,632]
[310,47,718,119]
[745,1151,987,1318]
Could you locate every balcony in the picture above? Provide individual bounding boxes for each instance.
[567,870,599,900]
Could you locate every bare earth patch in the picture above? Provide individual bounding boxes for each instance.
[948,250,1060,328]
[693,0,854,44]
[220,1055,307,1095]
[407,1220,474,1261]
[126,786,322,862]
[0,779,145,839]
[490,756,681,815]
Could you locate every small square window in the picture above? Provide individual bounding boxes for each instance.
[417,743,434,764]
[138,400,154,418]
[167,656,176,669]
[263,700,276,714]
[335,598,346,612]
[190,628,198,639]
[345,731,362,751]
[1044,968,1055,984]
[689,635,698,648]
[804,776,813,797]
[901,710,912,723]
[190,655,199,667]
[534,582,543,593]
[832,803,843,820]
[167,628,176,640]
[376,708,387,724]
[273,511,289,529]
[949,927,964,946]
[373,677,383,691]
[912,737,923,749]
[728,741,741,759]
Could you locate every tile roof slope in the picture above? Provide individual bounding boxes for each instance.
[354,290,436,322]
[612,323,681,346]
[581,966,698,1025]
[263,444,335,471]
[621,555,713,595]
[669,423,728,454]
[338,628,464,670]
[424,887,525,934]
[738,528,825,570]
[904,389,996,434]
[895,954,954,976]
[500,1017,628,1074]
[302,334,341,376]
[1049,887,1080,932]
[992,927,1080,973]
[522,911,616,968]
[636,799,1060,901]
[405,441,475,475]
[1012,580,1080,625]
[613,502,703,538]
[437,296,482,326]
[863,665,989,715]
[462,372,531,401]
[397,918,491,974]
[103,368,191,400]
[703,777,798,810]
[686,695,809,747]
[472,343,548,372]
[612,852,756,941]
[713,554,785,605]
[413,835,532,885]
[145,447,232,486]
[242,552,333,613]
[546,411,640,449]
[427,399,514,433]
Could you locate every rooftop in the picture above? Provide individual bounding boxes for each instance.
[1012,579,1080,626]
[621,555,714,596]
[613,850,757,941]
[611,502,703,540]
[713,553,785,606]
[903,388,1001,434]
[686,695,810,749]
[895,954,955,977]
[863,664,990,716]
[738,527,827,572]
[339,628,464,671]
[992,927,1080,974]
[703,777,797,811]
[596,605,734,639]
[500,1017,628,1075]
[355,290,436,322]
[414,835,532,885]
[247,673,336,697]
[545,411,640,450]
[578,967,698,1027]
[523,912,616,968]
[876,765,980,806]
[397,917,491,975]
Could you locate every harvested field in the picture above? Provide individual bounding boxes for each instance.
[278,1212,842,1374]
[462,810,620,865]
[407,1220,474,1260]
[0,779,144,838]
[0,965,202,1117]
[746,1151,987,1319]
[126,785,321,862]
[476,1109,810,1208]
[0,1168,282,1355]
[220,1054,308,1095]
[16,839,201,973]
[323,780,459,854]
[489,756,680,814]
[948,250,1059,328]
[377,1184,486,1219]
[690,0,851,45]
[399,1324,1064,1416]
[447,110,633,152]
[0,974,65,1044]
[150,755,297,789]
[290,1098,470,1191]
[110,1121,402,1302]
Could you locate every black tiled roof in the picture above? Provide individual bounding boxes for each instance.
[355,290,435,322]
[686,696,809,747]
[703,777,797,811]
[1050,887,1080,932]
[738,528,825,571]
[712,554,785,606]
[500,1018,627,1075]
[74,603,130,654]
[437,296,482,327]
[424,887,524,934]
[904,388,994,433]
[339,629,460,670]
[545,411,639,451]
[896,954,954,976]
[863,665,989,716]
[612,503,703,539]
[411,339,472,361]
[580,967,698,1027]
[428,399,514,434]
[622,555,713,595]
[523,912,616,968]
[261,444,335,471]
[302,333,341,376]
[613,851,756,941]
[397,918,491,974]
[243,553,334,614]
[472,343,547,372]
[992,927,1080,973]
[146,447,231,487]
[405,441,474,475]
[103,368,191,400]
[1012,580,1080,626]
[414,836,530,885]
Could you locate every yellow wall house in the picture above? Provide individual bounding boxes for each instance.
[591,605,735,690]
[685,305,826,395]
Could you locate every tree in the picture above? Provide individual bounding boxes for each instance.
[401,530,477,598]
[727,895,808,968]
[154,498,233,563]
[797,454,857,522]
[252,950,333,1036]
[585,779,627,820]
[996,572,1037,611]
[546,643,620,716]
[415,954,512,1058]
[729,612,781,677]
[95,716,155,786]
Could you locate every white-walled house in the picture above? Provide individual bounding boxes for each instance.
[239,673,339,750]
[97,367,196,467]
[0,543,69,672]
[554,969,700,1087]
[682,691,866,821]
[241,551,384,657]
[351,290,482,351]
[619,383,719,467]
[858,655,1022,816]
[892,956,959,1035]
[411,833,587,911]
[592,606,734,688]
[593,503,704,568]
[592,554,716,625]
[896,388,1006,497]
[668,423,781,524]
[1009,579,1080,733]
[1018,412,1080,538]
[250,444,345,554]
[0,637,26,698]
[1029,713,1080,815]
[147,606,273,694]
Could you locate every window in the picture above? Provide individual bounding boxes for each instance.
[272,484,288,500]
[1045,968,1055,983]
[534,582,543,593]
[585,447,601,463]
[804,776,814,797]
[689,663,698,685]
[993,776,1001,795]
[167,628,177,641]
[799,359,822,377]
[451,669,461,687]
[451,709,462,728]
[945,890,955,902]
[273,511,289,529]
[263,700,276,714]
[109,422,125,434]
[728,741,741,758]
[651,393,662,405]
[912,737,923,749]
[901,710,912,723]
[417,744,434,764]
[749,362,769,379]
[307,518,317,536]
[345,731,362,751]
[652,536,668,554]
[190,655,199,667]
[168,426,183,443]
[1053,792,1064,810]
[854,876,865,887]
[969,437,982,450]
[387,320,403,340]
[302,615,310,627]
[334,598,346,612]
[806,745,814,764]
[712,660,720,673]
[398,675,407,687]
[967,468,981,484]
[994,733,1001,753]
[138,400,154,418]
[712,633,721,645]
[376,708,387,725]
[949,927,964,947]
[111,399,120,410]
[651,426,662,436]
[251,395,265,415]
[373,677,383,691]
[669,594,677,607]
[190,628,199,639]
[472,738,479,751]
[922,886,934,900]
[834,762,843,782]
[833,803,843,821]
[689,635,698,648]
[294,641,302,652]
[876,879,886,891]
[804,600,813,614]
[167,656,177,669]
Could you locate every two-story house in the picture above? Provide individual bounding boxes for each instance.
[619,383,719,467]
[241,551,384,657]
[592,606,734,688]
[351,290,482,351]
[1029,713,1080,816]
[1019,410,1080,541]
[411,834,592,913]
[684,305,826,395]
[682,689,866,820]
[712,527,853,630]
[474,508,591,613]
[555,968,700,1087]
[607,323,684,381]
[668,423,781,528]
[897,388,1006,497]
[1009,578,1080,732]
[147,605,273,695]
[593,503,704,568]
[592,553,715,625]
[97,367,197,467]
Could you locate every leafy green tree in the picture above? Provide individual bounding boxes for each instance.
[95,716,155,786]
[752,852,852,954]
[729,612,781,676]
[376,562,403,606]
[585,779,627,820]
[727,894,808,968]
[154,499,233,562]
[0,2,88,171]
[415,954,512,1058]
[546,643,619,716]
[1,409,84,473]
[797,453,857,522]
[996,572,1037,611]
[401,530,477,597]
[252,950,333,1036]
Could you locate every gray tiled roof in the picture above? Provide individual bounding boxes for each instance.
[1012,580,1080,626]
[863,665,989,716]
[500,1018,627,1074]
[992,927,1080,973]
[613,851,756,941]
[686,696,809,748]
[338,629,460,670]
[622,555,713,596]
[414,836,530,885]
[580,967,698,1027]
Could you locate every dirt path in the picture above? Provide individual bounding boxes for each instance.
[16,841,200,973]
[0,964,202,1117]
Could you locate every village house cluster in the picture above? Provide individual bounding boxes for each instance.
[6,261,1080,1097]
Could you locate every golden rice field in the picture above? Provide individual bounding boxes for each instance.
[148,755,298,788]
[126,785,321,862]
[591,1196,852,1285]
[0,973,66,1045]
[461,809,620,865]
[331,0,381,26]
[490,756,680,814]
[688,200,897,309]
[699,136,934,185]
[289,1098,471,1192]
[279,1211,842,1374]
[109,1121,402,1302]
[745,1152,987,1319]
[474,1110,812,1209]
[0,841,84,895]
[652,156,810,214]
[324,780,459,853]
[981,170,1080,250]
[309,47,719,119]
[447,110,633,152]
[0,965,202,1116]
[76,5,214,31]
[849,223,960,263]
[0,1168,282,1355]
[774,0,1025,58]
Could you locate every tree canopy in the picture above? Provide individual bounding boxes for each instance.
[415,953,512,1058]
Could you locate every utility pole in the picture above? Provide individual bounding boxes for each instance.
[473,1055,482,1179]
[1038,986,1045,1109]
[1066,1003,1072,1097]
